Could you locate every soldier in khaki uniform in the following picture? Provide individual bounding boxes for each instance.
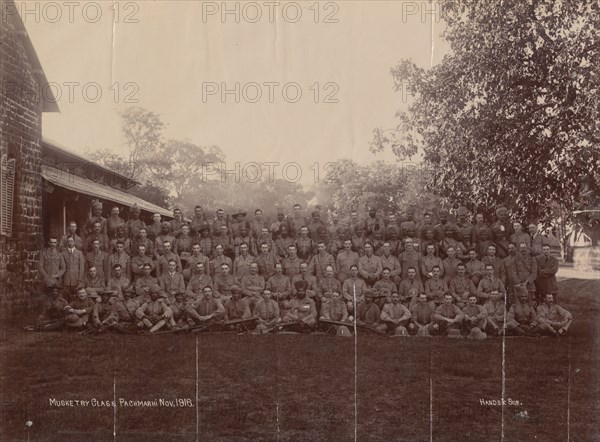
[59,221,83,252]
[320,291,351,336]
[449,263,477,309]
[130,244,154,283]
[240,262,266,312]
[33,284,68,331]
[377,292,411,335]
[434,294,464,337]
[186,262,213,300]
[309,241,336,281]
[136,284,173,332]
[64,287,95,330]
[284,281,317,332]
[408,292,438,336]
[186,286,225,326]
[461,294,488,339]
[266,263,292,310]
[336,239,359,283]
[482,291,507,336]
[38,236,65,289]
[505,287,538,336]
[254,290,281,333]
[282,245,302,279]
[425,266,448,306]
[399,267,424,307]
[536,293,572,336]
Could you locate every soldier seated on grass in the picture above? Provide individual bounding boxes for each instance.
[64,287,96,330]
[135,284,173,333]
[434,294,464,338]
[505,287,539,336]
[91,290,119,333]
[408,292,438,337]
[186,286,225,328]
[32,283,68,331]
[536,293,573,337]
[461,294,488,339]
[377,292,410,336]
[254,290,281,334]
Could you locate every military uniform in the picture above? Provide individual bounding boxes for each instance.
[59,233,83,252]
[38,248,65,288]
[295,236,314,262]
[358,253,383,286]
[254,298,281,332]
[130,255,155,282]
[267,274,292,304]
[255,251,279,279]
[224,297,252,321]
[442,257,462,283]
[399,250,423,281]
[336,249,359,282]
[477,276,506,303]
[135,275,159,298]
[378,302,411,335]
[107,251,131,280]
[157,251,182,276]
[213,273,239,303]
[210,255,232,278]
[233,253,255,278]
[425,277,448,305]
[536,254,559,302]
[409,301,437,335]
[107,275,131,298]
[282,255,302,278]
[398,278,424,307]
[342,277,368,306]
[536,302,572,335]
[186,274,213,299]
[240,274,266,310]
[514,253,538,300]
[482,299,506,334]
[186,297,224,323]
[65,297,95,328]
[461,303,487,338]
[449,275,477,308]
[465,258,486,287]
[505,299,537,334]
[61,248,86,297]
[434,303,464,335]
[159,271,186,297]
[356,301,380,326]
[309,252,336,280]
[107,216,126,240]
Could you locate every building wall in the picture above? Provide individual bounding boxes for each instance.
[0,3,44,317]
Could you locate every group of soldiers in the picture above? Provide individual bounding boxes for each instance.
[33,200,573,338]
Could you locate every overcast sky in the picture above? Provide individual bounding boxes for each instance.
[23,0,449,184]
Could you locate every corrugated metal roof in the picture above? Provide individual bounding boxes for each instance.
[42,165,172,217]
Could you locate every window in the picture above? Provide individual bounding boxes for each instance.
[1,154,16,236]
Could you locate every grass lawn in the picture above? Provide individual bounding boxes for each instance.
[1,278,598,441]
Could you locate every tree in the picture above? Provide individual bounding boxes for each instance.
[128,181,172,209]
[120,106,165,180]
[318,159,442,218]
[148,139,225,202]
[371,0,600,222]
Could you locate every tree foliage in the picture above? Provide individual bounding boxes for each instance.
[371,0,600,222]
[319,159,443,217]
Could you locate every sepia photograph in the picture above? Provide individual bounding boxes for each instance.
[1,0,599,440]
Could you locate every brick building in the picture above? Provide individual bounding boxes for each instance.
[0,2,58,316]
[1,3,171,316]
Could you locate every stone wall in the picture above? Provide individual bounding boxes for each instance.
[0,1,44,317]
